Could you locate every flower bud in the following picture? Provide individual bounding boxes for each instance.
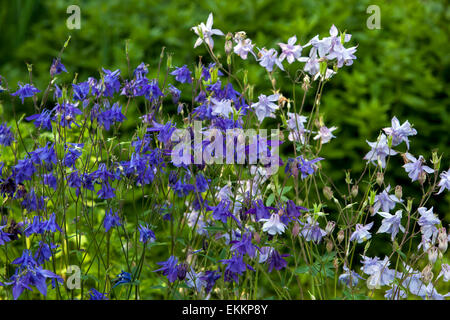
[418,171,426,185]
[292,221,300,237]
[337,230,345,243]
[302,75,310,91]
[333,258,339,269]
[395,185,402,200]
[177,263,188,281]
[325,221,336,234]
[225,39,233,56]
[323,186,333,200]
[326,240,334,253]
[428,246,438,265]
[421,264,433,284]
[438,228,448,254]
[351,185,358,198]
[376,172,384,186]
[253,232,261,244]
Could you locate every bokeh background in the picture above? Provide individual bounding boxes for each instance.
[1,0,448,218]
[0,0,449,299]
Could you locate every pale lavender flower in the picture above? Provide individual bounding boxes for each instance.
[313,125,337,144]
[363,134,397,168]
[350,222,374,243]
[418,207,440,242]
[259,213,286,235]
[192,13,224,49]
[437,264,450,282]
[326,41,357,68]
[299,47,320,76]
[385,286,407,300]
[383,116,417,149]
[234,38,256,60]
[360,256,396,289]
[185,268,206,292]
[377,210,405,241]
[278,36,303,64]
[286,112,309,144]
[258,246,274,263]
[211,98,233,118]
[373,185,402,214]
[299,217,327,243]
[402,153,434,182]
[257,48,284,72]
[437,169,450,194]
[339,265,364,288]
[251,93,279,123]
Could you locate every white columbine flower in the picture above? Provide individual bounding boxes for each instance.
[211,98,233,118]
[192,13,224,49]
[313,125,337,144]
[259,213,286,235]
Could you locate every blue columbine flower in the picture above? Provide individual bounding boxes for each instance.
[103,209,122,232]
[0,225,12,245]
[153,256,179,283]
[138,224,156,244]
[0,123,15,146]
[72,82,90,101]
[11,83,40,104]
[89,288,108,300]
[112,270,132,288]
[170,65,192,84]
[267,249,289,273]
[230,232,258,258]
[50,58,68,77]
[199,270,221,294]
[285,156,324,179]
[220,252,254,284]
[102,68,121,97]
[26,109,53,131]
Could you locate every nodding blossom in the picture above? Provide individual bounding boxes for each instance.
[234,37,256,60]
[313,125,337,144]
[251,93,279,123]
[257,48,284,72]
[259,213,286,235]
[376,210,405,241]
[11,83,40,104]
[373,185,402,214]
[383,116,417,149]
[286,113,309,144]
[402,153,434,182]
[339,265,364,288]
[363,134,397,168]
[437,169,450,194]
[350,222,374,243]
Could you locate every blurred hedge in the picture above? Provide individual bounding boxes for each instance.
[0,0,449,217]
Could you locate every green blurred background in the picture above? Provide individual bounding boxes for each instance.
[0,0,449,299]
[0,0,448,217]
